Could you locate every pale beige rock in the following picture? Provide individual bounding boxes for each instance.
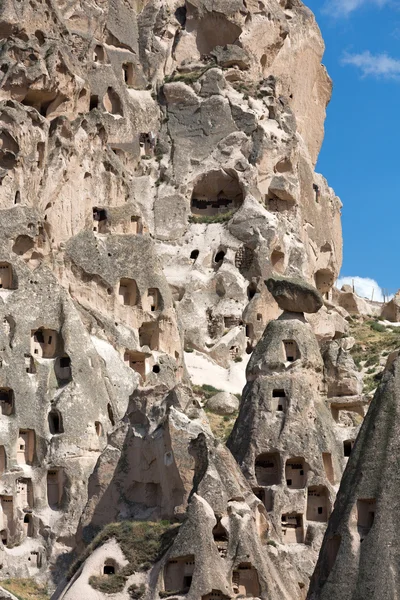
[0,0,348,597]
[206,392,239,415]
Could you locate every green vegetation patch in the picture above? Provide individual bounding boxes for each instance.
[204,410,238,442]
[89,574,126,594]
[348,316,400,394]
[70,520,179,588]
[192,384,224,401]
[350,317,400,365]
[128,583,146,599]
[1,578,49,600]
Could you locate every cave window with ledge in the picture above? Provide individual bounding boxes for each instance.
[93,207,107,233]
[306,486,330,523]
[285,458,307,489]
[139,132,156,157]
[55,355,71,383]
[17,430,35,465]
[143,287,162,312]
[0,263,14,290]
[103,87,123,116]
[313,183,320,202]
[255,453,280,486]
[214,249,226,266]
[232,563,260,597]
[95,421,103,436]
[357,499,376,540]
[247,282,257,300]
[128,215,143,234]
[124,350,147,381]
[139,322,159,350]
[103,558,117,575]
[1,497,13,543]
[0,529,7,546]
[93,45,106,63]
[283,340,299,363]
[90,95,99,111]
[118,278,140,307]
[25,354,36,374]
[0,388,14,416]
[190,170,244,218]
[272,389,288,412]
[122,62,134,85]
[281,513,304,543]
[164,556,195,594]
[47,468,64,510]
[23,514,33,538]
[271,249,285,273]
[31,328,59,359]
[343,439,355,457]
[17,478,33,509]
[48,409,63,435]
[0,446,6,475]
[213,517,228,558]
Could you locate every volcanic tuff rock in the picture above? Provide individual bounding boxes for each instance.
[0,0,354,597]
[266,275,324,314]
[206,392,239,415]
[307,351,400,600]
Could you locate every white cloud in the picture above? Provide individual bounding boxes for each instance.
[336,276,389,302]
[342,50,400,78]
[323,0,389,16]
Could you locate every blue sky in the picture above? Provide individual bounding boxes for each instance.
[305,0,400,300]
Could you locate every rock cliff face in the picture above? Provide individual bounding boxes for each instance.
[307,353,400,600]
[0,0,354,598]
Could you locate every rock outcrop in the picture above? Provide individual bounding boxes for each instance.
[227,287,344,582]
[307,352,400,600]
[0,0,352,597]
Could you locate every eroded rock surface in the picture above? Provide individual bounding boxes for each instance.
[0,0,353,598]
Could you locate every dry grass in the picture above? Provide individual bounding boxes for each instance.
[1,578,49,600]
[349,316,400,394]
[204,410,238,442]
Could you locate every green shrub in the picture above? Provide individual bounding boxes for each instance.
[69,521,179,581]
[234,356,243,363]
[266,539,278,547]
[201,384,222,394]
[128,583,146,599]
[370,321,386,333]
[89,574,126,594]
[366,367,375,375]
[364,354,379,367]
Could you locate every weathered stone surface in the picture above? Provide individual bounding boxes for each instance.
[266,275,324,314]
[381,290,400,322]
[0,0,349,596]
[307,354,400,600]
[228,309,344,584]
[206,391,239,415]
[322,339,363,398]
